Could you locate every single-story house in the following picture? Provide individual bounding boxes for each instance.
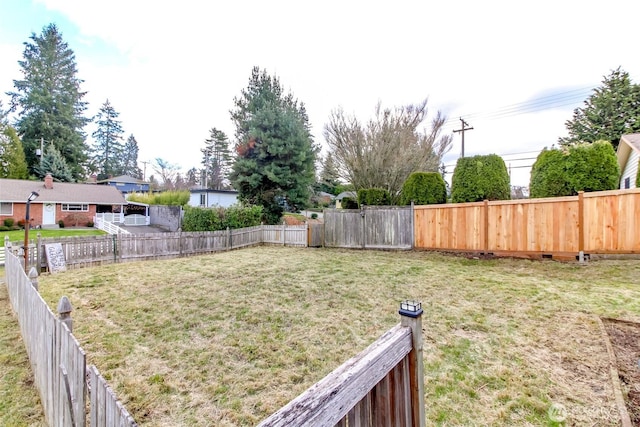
[0,174,127,228]
[618,133,640,190]
[96,175,150,194]
[189,188,239,208]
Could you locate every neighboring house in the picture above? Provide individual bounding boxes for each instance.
[0,174,127,228]
[335,191,357,209]
[617,133,640,189]
[96,175,150,194]
[188,188,239,208]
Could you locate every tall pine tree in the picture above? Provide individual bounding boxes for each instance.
[122,134,142,179]
[559,67,640,150]
[0,125,29,179]
[8,23,89,181]
[34,144,74,182]
[230,67,317,223]
[201,127,231,189]
[91,99,124,179]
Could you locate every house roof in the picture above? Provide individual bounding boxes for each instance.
[617,133,640,172]
[0,178,127,205]
[97,175,148,185]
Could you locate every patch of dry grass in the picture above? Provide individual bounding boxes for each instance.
[32,248,640,426]
[0,277,45,426]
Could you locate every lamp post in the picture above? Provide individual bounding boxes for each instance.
[23,191,39,272]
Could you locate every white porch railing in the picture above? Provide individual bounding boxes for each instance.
[94,216,130,235]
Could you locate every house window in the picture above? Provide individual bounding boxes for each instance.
[200,194,206,207]
[0,202,13,215]
[61,203,89,212]
[624,177,631,189]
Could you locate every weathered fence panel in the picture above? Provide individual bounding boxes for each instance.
[308,223,324,247]
[4,250,86,426]
[89,365,137,427]
[259,301,424,427]
[324,207,412,250]
[231,225,265,248]
[262,224,308,247]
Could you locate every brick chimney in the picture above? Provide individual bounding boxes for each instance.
[44,173,54,189]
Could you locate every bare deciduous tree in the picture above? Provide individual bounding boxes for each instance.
[323,99,452,203]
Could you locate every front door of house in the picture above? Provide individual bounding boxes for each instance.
[43,203,56,225]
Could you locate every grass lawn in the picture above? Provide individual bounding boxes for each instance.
[12,247,640,425]
[1,227,106,243]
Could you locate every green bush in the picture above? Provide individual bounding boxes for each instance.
[0,225,9,231]
[400,172,447,205]
[357,188,391,206]
[530,141,619,198]
[87,221,94,227]
[451,154,511,203]
[127,190,190,206]
[182,205,263,232]
[3,218,14,227]
[58,219,65,228]
[311,213,318,219]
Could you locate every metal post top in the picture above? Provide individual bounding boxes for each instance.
[399,300,423,318]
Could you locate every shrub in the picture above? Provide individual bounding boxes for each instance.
[58,219,65,228]
[357,188,391,206]
[530,141,619,198]
[311,213,318,219]
[16,219,25,229]
[87,221,94,227]
[0,225,9,231]
[3,218,14,227]
[127,190,190,206]
[182,205,263,232]
[400,172,447,205]
[451,154,511,203]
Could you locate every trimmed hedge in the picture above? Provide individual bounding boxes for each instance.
[340,197,358,209]
[400,172,446,205]
[451,154,510,203]
[357,188,391,206]
[182,205,263,232]
[530,141,619,198]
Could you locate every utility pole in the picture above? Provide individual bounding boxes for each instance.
[453,118,473,158]
[141,160,149,181]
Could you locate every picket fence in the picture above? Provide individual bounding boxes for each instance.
[4,250,137,427]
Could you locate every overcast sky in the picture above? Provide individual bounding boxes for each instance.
[1,0,639,186]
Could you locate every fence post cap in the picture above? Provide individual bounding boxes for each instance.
[57,296,73,315]
[28,266,38,279]
[399,300,423,318]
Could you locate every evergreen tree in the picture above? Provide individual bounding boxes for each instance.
[0,125,29,179]
[8,23,90,180]
[186,167,199,187]
[122,134,142,178]
[318,152,341,194]
[201,127,231,189]
[91,99,124,179]
[34,144,74,182]
[559,67,640,150]
[230,67,317,223]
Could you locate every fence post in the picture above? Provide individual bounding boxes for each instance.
[410,201,415,250]
[4,235,8,249]
[483,200,489,253]
[282,221,286,246]
[36,232,42,272]
[578,191,585,263]
[58,296,73,332]
[399,300,425,427]
[28,267,39,291]
[361,206,366,249]
[227,227,232,250]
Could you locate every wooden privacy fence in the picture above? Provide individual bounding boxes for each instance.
[323,206,413,250]
[414,189,640,258]
[4,250,138,426]
[259,301,425,427]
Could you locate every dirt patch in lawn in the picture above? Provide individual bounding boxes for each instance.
[603,318,640,425]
